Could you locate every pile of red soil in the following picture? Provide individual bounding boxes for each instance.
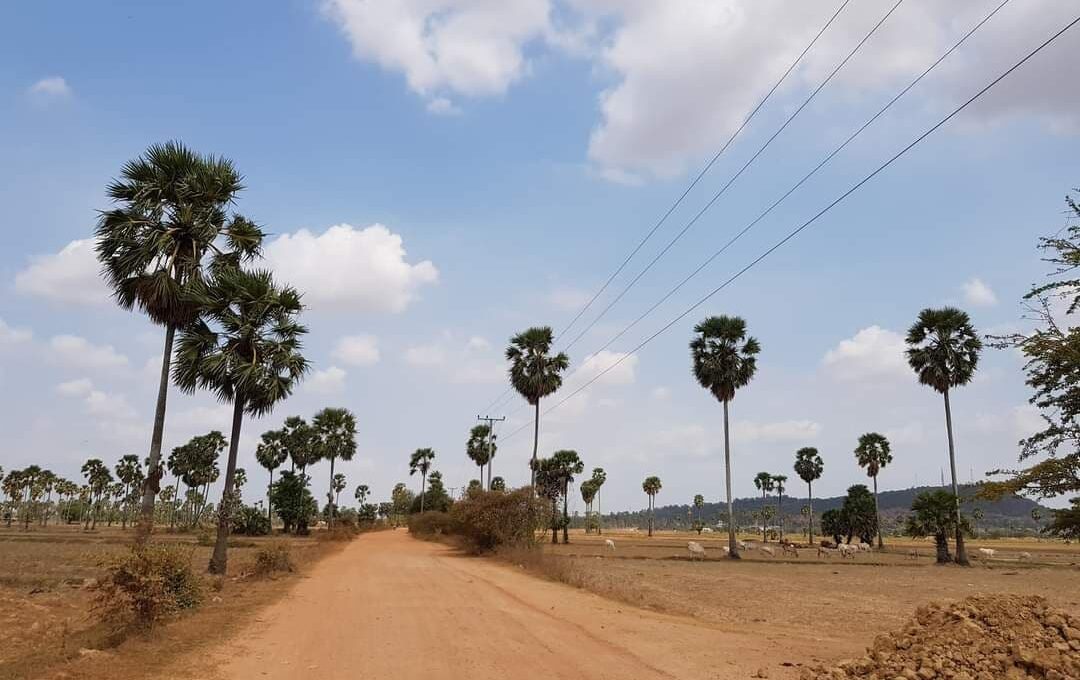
[801,594,1079,680]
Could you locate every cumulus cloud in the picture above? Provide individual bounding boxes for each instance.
[732,419,822,443]
[169,404,235,431]
[0,318,32,346]
[264,223,437,313]
[822,326,908,382]
[427,97,462,115]
[15,239,110,305]
[56,378,136,420]
[49,335,129,369]
[305,366,348,394]
[322,0,551,104]
[333,334,381,366]
[961,277,998,307]
[28,76,72,100]
[403,333,503,383]
[572,350,638,386]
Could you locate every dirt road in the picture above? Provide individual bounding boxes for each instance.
[188,530,824,680]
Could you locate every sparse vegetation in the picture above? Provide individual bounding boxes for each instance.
[92,544,203,629]
[251,542,295,576]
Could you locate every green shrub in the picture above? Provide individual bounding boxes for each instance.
[407,511,457,537]
[92,545,202,629]
[251,542,294,576]
[449,488,545,553]
[234,506,271,536]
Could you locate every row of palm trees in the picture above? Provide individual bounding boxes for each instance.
[497,304,981,564]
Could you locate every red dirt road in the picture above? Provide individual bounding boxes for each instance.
[190,530,819,680]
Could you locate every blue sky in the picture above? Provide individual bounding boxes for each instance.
[2,0,1078,512]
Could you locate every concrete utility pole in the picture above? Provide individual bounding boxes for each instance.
[477,415,505,490]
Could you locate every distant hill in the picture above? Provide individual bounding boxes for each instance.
[597,484,1049,534]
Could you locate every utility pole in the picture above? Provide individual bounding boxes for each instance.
[477,415,505,490]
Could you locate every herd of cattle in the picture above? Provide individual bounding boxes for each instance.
[599,537,1033,563]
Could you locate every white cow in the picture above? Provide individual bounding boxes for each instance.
[604,539,616,552]
[856,542,872,552]
[837,543,857,559]
[702,527,714,533]
[687,541,706,561]
[759,545,775,557]
[721,546,731,556]
[737,540,749,551]
[1019,551,1032,562]
[978,548,996,561]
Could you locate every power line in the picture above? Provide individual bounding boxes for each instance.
[582,0,1014,357]
[474,0,858,416]
[496,11,1080,444]
[562,0,905,353]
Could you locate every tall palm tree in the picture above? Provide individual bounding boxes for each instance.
[354,484,370,506]
[331,473,347,511]
[580,479,597,532]
[753,472,775,541]
[409,448,436,513]
[505,327,570,488]
[906,306,981,566]
[19,465,42,530]
[854,432,892,549]
[773,474,788,541]
[283,416,319,473]
[81,459,112,530]
[95,141,264,543]
[642,476,662,537]
[174,268,309,574]
[591,468,607,535]
[255,428,288,524]
[466,424,494,489]
[793,447,824,544]
[114,455,142,529]
[313,407,357,529]
[690,315,760,559]
[550,450,584,544]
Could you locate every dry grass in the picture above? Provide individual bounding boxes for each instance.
[0,523,339,680]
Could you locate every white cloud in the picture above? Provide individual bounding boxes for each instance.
[28,76,72,100]
[427,97,462,115]
[732,419,821,443]
[333,334,381,367]
[49,335,129,369]
[651,386,670,400]
[56,378,136,420]
[652,423,711,457]
[1012,405,1043,438]
[0,318,32,346]
[305,366,348,394]
[322,0,551,103]
[961,277,998,307]
[572,350,638,386]
[822,326,908,382]
[466,336,491,351]
[170,404,234,432]
[404,343,446,366]
[15,239,110,305]
[264,224,437,313]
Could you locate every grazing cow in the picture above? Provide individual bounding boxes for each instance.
[820,540,837,549]
[837,544,857,559]
[907,549,919,560]
[721,546,731,556]
[856,542,872,552]
[687,541,706,561]
[1019,551,1032,562]
[759,545,775,557]
[816,546,834,558]
[781,543,799,558]
[978,548,996,561]
[604,539,616,552]
[702,527,714,533]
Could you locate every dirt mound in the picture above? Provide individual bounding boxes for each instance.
[801,594,1079,680]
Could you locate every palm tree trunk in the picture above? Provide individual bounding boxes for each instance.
[327,455,337,529]
[562,481,569,544]
[723,399,739,559]
[648,496,654,537]
[778,490,784,542]
[420,472,427,513]
[210,398,245,575]
[266,469,273,526]
[596,489,602,536]
[873,474,883,549]
[530,401,540,491]
[136,322,176,545]
[807,481,815,544]
[943,389,968,565]
[761,490,767,542]
[486,460,492,491]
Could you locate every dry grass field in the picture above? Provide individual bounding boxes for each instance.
[531,530,1080,664]
[0,523,337,680]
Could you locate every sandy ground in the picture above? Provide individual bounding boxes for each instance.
[183,530,817,680]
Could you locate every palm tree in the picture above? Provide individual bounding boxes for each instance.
[331,473,347,511]
[854,432,892,549]
[906,307,982,565]
[793,447,824,544]
[550,450,584,544]
[313,407,357,528]
[174,268,309,574]
[114,454,142,529]
[591,468,607,535]
[690,315,760,559]
[81,459,112,530]
[255,428,288,525]
[580,480,598,532]
[490,476,506,492]
[354,484,370,507]
[409,448,436,513]
[905,490,971,564]
[505,327,570,488]
[466,424,494,489]
[283,416,319,473]
[753,472,775,541]
[18,465,42,530]
[773,474,788,542]
[95,142,264,543]
[642,476,662,537]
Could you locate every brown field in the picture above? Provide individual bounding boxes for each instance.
[0,523,337,680]
[533,529,1080,663]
